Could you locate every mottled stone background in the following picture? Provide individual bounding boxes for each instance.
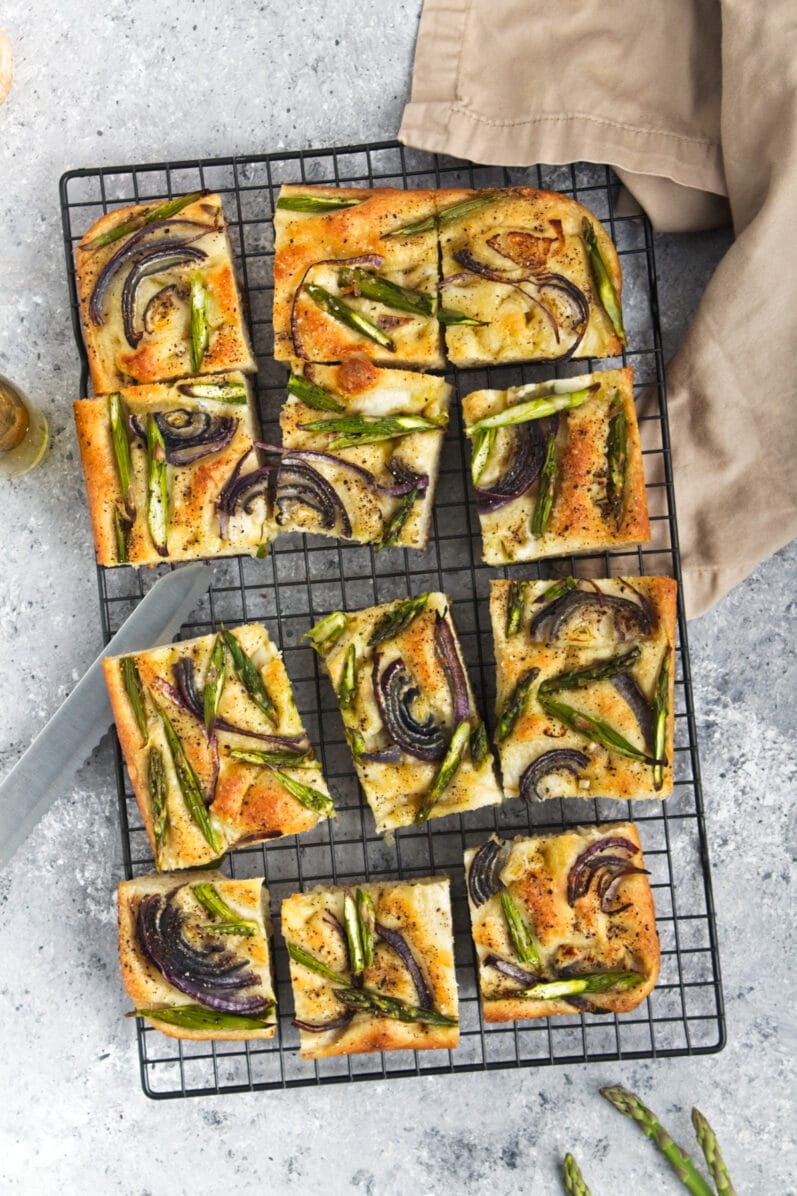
[0,2,794,1193]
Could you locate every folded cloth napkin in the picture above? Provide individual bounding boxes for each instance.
[399,0,797,617]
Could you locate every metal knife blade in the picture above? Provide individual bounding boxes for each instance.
[0,562,213,870]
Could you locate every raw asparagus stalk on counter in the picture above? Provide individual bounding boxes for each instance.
[562,1153,592,1196]
[691,1108,738,1196]
[600,1086,714,1196]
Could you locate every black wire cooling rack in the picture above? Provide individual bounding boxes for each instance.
[60,140,724,1099]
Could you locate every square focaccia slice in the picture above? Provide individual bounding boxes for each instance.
[307,593,503,832]
[438,187,625,366]
[272,358,452,549]
[273,185,444,367]
[464,825,660,1021]
[282,877,458,1058]
[76,192,255,393]
[118,871,276,1040]
[490,576,677,801]
[103,624,334,871]
[462,367,649,564]
[73,373,271,566]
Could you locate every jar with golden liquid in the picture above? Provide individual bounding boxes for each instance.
[0,376,48,478]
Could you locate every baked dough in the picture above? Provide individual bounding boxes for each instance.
[103,624,334,870]
[73,373,271,566]
[76,193,255,393]
[490,577,677,801]
[282,877,458,1058]
[464,824,660,1021]
[462,368,649,564]
[309,593,504,832]
[118,871,276,1041]
[438,187,624,366]
[274,358,452,549]
[273,186,444,367]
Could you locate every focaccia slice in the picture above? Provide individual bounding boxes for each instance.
[462,368,649,564]
[307,593,503,833]
[118,871,276,1040]
[490,577,677,801]
[103,624,334,871]
[465,825,660,1021]
[73,374,271,566]
[273,185,444,367]
[437,187,625,365]
[282,877,458,1058]
[76,193,255,392]
[272,358,451,549]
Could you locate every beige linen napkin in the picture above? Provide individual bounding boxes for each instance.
[399,0,797,617]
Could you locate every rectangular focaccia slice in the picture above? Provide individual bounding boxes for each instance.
[462,368,649,564]
[464,825,660,1022]
[73,373,271,566]
[76,192,255,393]
[103,624,334,871]
[272,358,452,549]
[282,876,458,1058]
[490,577,677,801]
[437,187,625,366]
[273,185,444,367]
[307,593,503,832]
[118,871,276,1040]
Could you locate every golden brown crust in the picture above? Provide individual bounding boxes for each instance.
[282,877,458,1058]
[273,186,444,367]
[103,624,333,870]
[76,194,255,393]
[462,368,650,564]
[464,825,660,1022]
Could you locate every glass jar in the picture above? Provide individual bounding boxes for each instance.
[0,376,49,479]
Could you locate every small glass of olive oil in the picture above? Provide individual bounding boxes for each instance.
[0,376,48,479]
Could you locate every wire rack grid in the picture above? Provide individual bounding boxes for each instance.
[60,140,724,1100]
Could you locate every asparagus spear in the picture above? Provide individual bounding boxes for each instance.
[304,609,348,653]
[537,575,577,605]
[500,890,541,968]
[287,371,345,413]
[470,426,496,484]
[384,192,500,238]
[600,1087,714,1196]
[539,646,642,694]
[336,642,358,709]
[338,266,479,325]
[304,282,394,350]
[287,941,345,983]
[495,668,539,741]
[228,749,314,768]
[466,385,599,438]
[147,745,169,856]
[178,379,248,403]
[502,972,643,1000]
[369,593,429,646]
[113,506,131,563]
[191,882,259,936]
[85,191,205,249]
[145,415,169,556]
[505,580,528,636]
[605,396,627,523]
[220,629,277,724]
[582,219,627,344]
[299,411,445,451]
[120,656,148,740]
[130,1003,275,1031]
[202,636,227,732]
[530,429,558,536]
[357,889,376,969]
[333,986,458,1027]
[379,484,421,549]
[652,655,670,791]
[277,193,364,213]
[414,720,470,824]
[563,1153,593,1196]
[189,274,210,373]
[271,768,334,815]
[108,393,134,517]
[691,1108,738,1196]
[539,694,658,765]
[343,889,365,977]
[469,720,490,765]
[153,698,221,853]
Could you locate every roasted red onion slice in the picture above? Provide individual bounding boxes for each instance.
[372,653,446,762]
[567,836,639,906]
[359,744,403,764]
[530,588,654,642]
[136,892,269,1015]
[256,442,427,498]
[473,418,555,512]
[121,246,207,347]
[275,458,352,537]
[290,254,384,357]
[375,922,433,1010]
[152,408,237,466]
[598,866,649,914]
[216,451,272,539]
[292,1011,355,1033]
[173,658,204,720]
[143,284,180,334]
[611,672,654,751]
[483,954,540,986]
[467,838,508,907]
[518,749,590,801]
[433,611,470,726]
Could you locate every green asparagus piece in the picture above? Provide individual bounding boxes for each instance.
[368,593,429,646]
[147,745,169,856]
[145,415,169,556]
[495,668,539,741]
[563,1153,593,1196]
[299,411,445,451]
[304,610,348,653]
[530,429,558,536]
[220,629,277,724]
[652,655,670,791]
[537,575,577,605]
[338,266,436,317]
[178,380,248,403]
[305,282,394,350]
[277,193,364,213]
[343,889,365,977]
[153,698,221,853]
[287,371,345,413]
[582,218,627,344]
[268,768,334,816]
[466,385,599,438]
[600,1086,714,1196]
[469,720,490,765]
[337,643,358,709]
[470,426,496,484]
[379,484,421,549]
[539,694,657,765]
[120,656,148,740]
[191,882,258,936]
[203,636,227,732]
[500,890,541,968]
[189,273,210,373]
[505,581,528,636]
[112,505,131,563]
[228,749,314,768]
[287,941,345,983]
[605,395,627,523]
[357,889,376,969]
[415,720,471,824]
[539,646,642,695]
[130,1003,274,1031]
[384,192,500,238]
[85,191,206,249]
[333,986,458,1027]
[507,972,643,1000]
[108,393,134,516]
[691,1108,738,1196]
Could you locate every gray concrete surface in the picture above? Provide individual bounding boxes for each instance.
[0,2,794,1193]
